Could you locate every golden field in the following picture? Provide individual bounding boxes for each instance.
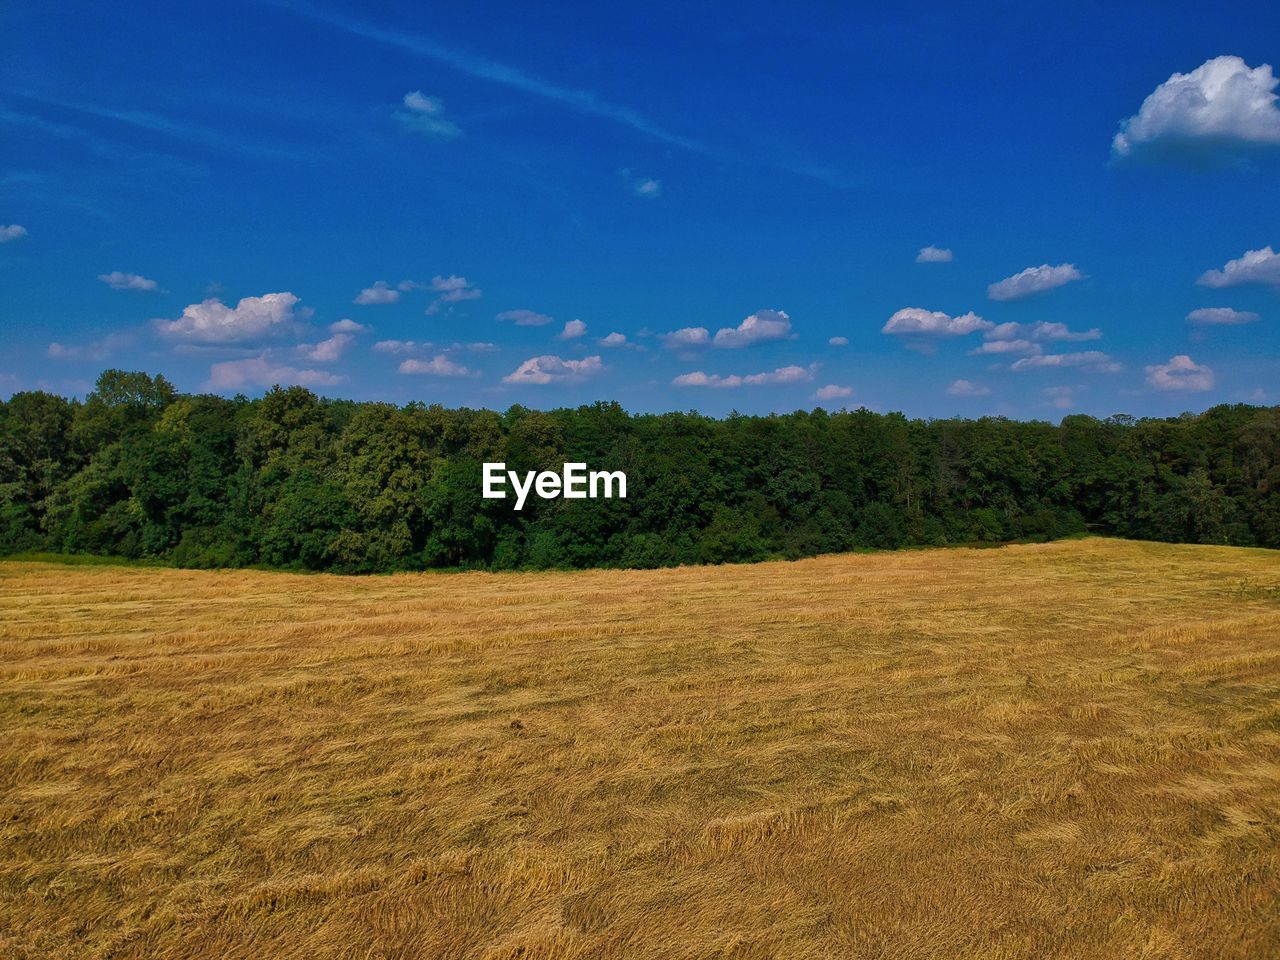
[1,538,1279,959]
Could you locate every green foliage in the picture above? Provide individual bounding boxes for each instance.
[2,371,1278,571]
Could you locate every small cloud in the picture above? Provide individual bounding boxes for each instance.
[497,308,553,327]
[814,383,854,401]
[399,354,473,377]
[883,307,992,337]
[673,363,817,388]
[1197,246,1280,289]
[0,224,27,243]
[426,275,482,314]
[946,379,992,397]
[154,292,301,343]
[916,245,953,263]
[985,321,1102,343]
[329,318,369,333]
[558,319,587,339]
[98,271,158,292]
[503,354,604,384]
[713,309,793,348]
[355,281,400,305]
[1011,351,1121,373]
[1186,306,1260,326]
[372,339,426,354]
[970,339,1041,356]
[620,168,662,198]
[457,341,497,352]
[598,332,628,347]
[206,356,346,391]
[828,336,849,346]
[1145,354,1214,391]
[398,91,461,140]
[1043,386,1079,409]
[1112,56,1280,164]
[295,333,353,363]
[662,326,710,348]
[987,264,1083,301]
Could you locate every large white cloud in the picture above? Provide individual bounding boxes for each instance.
[713,309,793,347]
[1010,351,1121,373]
[0,224,27,243]
[1113,56,1280,161]
[206,356,345,390]
[503,354,603,384]
[987,264,1083,301]
[883,307,992,337]
[1145,354,1214,391]
[1197,246,1280,288]
[399,355,473,377]
[398,91,461,139]
[673,363,816,388]
[155,292,301,343]
[1186,306,1260,325]
[98,271,158,291]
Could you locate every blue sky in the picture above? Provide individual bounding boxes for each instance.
[2,1,1279,418]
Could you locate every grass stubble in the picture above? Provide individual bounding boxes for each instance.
[1,538,1278,959]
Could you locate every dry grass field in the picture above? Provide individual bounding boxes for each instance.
[1,538,1279,959]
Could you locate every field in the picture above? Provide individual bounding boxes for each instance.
[2,539,1279,959]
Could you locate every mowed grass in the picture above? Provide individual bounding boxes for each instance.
[2,539,1279,960]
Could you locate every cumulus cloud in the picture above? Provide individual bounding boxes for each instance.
[154,292,301,343]
[426,275,482,314]
[355,281,400,305]
[828,336,849,346]
[399,354,473,377]
[1186,306,1260,325]
[497,308,553,327]
[946,379,992,397]
[984,321,1101,344]
[662,326,710,348]
[1043,386,1078,410]
[98,271,158,291]
[598,332,628,347]
[558,319,587,339]
[329,318,368,333]
[673,363,816,388]
[1112,56,1280,162]
[1197,246,1280,288]
[503,354,604,384]
[398,91,461,139]
[813,384,854,401]
[206,356,346,391]
[0,224,27,243]
[1010,351,1121,373]
[883,307,992,337]
[372,339,426,354]
[295,333,353,363]
[987,264,1084,301]
[713,309,793,348]
[916,245,953,263]
[970,338,1041,356]
[1145,354,1214,391]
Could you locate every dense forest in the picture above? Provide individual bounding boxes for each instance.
[1,370,1278,571]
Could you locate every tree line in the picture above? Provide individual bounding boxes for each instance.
[1,369,1277,572]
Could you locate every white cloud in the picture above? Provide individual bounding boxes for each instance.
[946,379,992,397]
[970,338,1041,356]
[503,354,604,384]
[713,309,793,347]
[1186,306,1260,325]
[1145,354,1214,392]
[47,331,134,362]
[426,275,482,314]
[154,292,301,343]
[295,333,353,363]
[987,264,1083,301]
[355,281,400,305]
[497,308,553,327]
[206,356,346,391]
[399,354,473,377]
[1113,56,1280,161]
[828,336,849,346]
[329,318,369,333]
[1027,321,1101,342]
[813,384,854,401]
[1197,246,1280,288]
[673,363,816,388]
[398,91,461,139]
[978,321,1101,352]
[0,224,27,243]
[1043,386,1078,410]
[634,178,661,198]
[372,339,426,354]
[1011,351,1122,373]
[558,319,587,339]
[916,245,953,263]
[598,332,628,347]
[662,326,710,348]
[98,271,158,291]
[883,307,992,337]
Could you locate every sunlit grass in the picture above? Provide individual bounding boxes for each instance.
[2,538,1278,958]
